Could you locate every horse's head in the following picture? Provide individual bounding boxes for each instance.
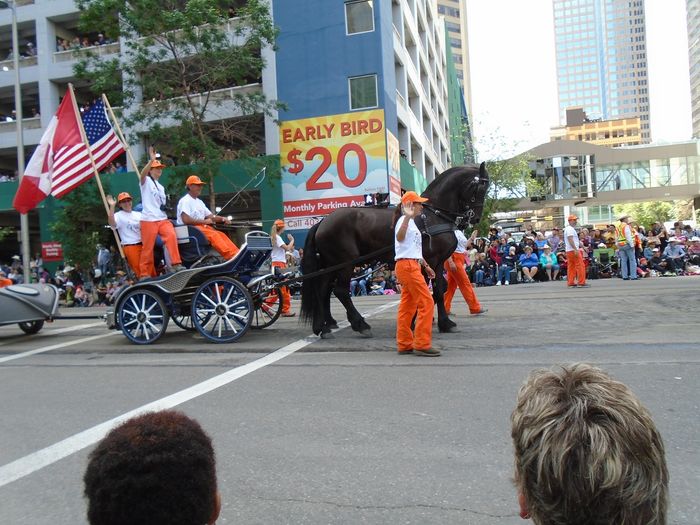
[422,162,490,228]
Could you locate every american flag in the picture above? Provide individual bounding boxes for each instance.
[51,97,126,198]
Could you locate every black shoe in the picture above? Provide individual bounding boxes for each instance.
[471,308,488,315]
[398,349,413,355]
[414,348,441,357]
[577,283,591,288]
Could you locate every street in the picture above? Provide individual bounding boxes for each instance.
[0,277,698,524]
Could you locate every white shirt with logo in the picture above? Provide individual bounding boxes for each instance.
[140,176,168,222]
[271,234,287,263]
[394,216,423,260]
[113,210,143,245]
[177,193,212,225]
[564,224,580,252]
[454,230,468,254]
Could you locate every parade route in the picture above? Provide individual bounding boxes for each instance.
[0,277,698,524]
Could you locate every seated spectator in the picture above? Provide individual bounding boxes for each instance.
[649,248,677,275]
[511,363,668,525]
[637,257,651,278]
[497,246,517,286]
[538,244,559,281]
[546,228,561,251]
[556,252,567,277]
[349,265,369,296]
[369,270,387,295]
[519,246,539,282]
[64,281,75,306]
[472,252,492,286]
[643,240,657,260]
[663,237,686,272]
[84,410,220,525]
[0,270,12,288]
[489,238,503,267]
[687,236,700,265]
[534,232,548,252]
[74,285,90,307]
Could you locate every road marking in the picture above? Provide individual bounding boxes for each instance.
[0,300,399,488]
[0,322,104,348]
[0,330,118,365]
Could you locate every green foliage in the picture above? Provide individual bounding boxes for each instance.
[51,180,113,269]
[613,201,674,229]
[0,226,14,242]
[74,0,281,189]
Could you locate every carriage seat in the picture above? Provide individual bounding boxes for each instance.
[173,222,215,267]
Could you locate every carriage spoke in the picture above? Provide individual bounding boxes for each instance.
[122,307,138,318]
[129,297,140,312]
[145,300,158,313]
[214,284,222,303]
[223,316,238,333]
[201,294,218,308]
[123,318,138,328]
[222,285,234,304]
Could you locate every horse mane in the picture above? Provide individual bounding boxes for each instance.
[421,164,480,208]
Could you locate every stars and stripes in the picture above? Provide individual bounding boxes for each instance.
[51,98,126,198]
[13,89,127,213]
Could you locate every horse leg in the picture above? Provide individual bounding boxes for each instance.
[433,269,457,333]
[332,271,372,337]
[323,282,339,330]
[313,275,334,338]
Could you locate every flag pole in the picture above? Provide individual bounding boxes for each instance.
[67,84,127,264]
[101,93,143,177]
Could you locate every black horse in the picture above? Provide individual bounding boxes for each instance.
[300,163,489,338]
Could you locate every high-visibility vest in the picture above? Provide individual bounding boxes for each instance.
[616,223,630,246]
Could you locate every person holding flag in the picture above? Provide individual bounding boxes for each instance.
[138,147,184,278]
[107,192,153,278]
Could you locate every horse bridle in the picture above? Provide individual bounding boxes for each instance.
[420,174,486,232]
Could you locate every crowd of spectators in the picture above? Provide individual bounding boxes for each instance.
[457,219,700,287]
[56,33,113,52]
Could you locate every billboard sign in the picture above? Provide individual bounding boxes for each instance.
[280,109,389,228]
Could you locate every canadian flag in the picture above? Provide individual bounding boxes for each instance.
[13,89,125,214]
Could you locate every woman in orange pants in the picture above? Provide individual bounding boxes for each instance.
[394,192,439,357]
[270,219,296,317]
[444,230,486,316]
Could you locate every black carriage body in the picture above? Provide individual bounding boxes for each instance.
[111,231,273,344]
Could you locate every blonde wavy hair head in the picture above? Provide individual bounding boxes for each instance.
[511,363,668,525]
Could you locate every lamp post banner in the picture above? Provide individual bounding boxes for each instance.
[279,109,389,229]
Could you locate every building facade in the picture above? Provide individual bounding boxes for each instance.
[688,0,700,137]
[550,107,642,147]
[436,0,472,114]
[553,0,651,142]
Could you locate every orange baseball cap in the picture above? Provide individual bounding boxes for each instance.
[274,219,285,227]
[567,214,578,221]
[117,192,132,202]
[401,191,428,205]
[150,159,165,169]
[185,175,205,186]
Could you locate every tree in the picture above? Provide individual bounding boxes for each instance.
[51,181,114,270]
[612,201,674,229]
[0,226,14,242]
[74,0,281,209]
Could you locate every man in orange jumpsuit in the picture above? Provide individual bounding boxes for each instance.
[176,175,239,260]
[444,229,487,316]
[564,214,589,287]
[394,191,439,357]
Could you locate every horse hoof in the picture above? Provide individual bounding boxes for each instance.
[327,323,339,330]
[359,329,373,338]
[320,331,335,339]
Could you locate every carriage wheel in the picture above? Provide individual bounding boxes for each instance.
[117,289,169,344]
[172,313,196,331]
[19,320,44,335]
[251,279,282,329]
[191,277,253,343]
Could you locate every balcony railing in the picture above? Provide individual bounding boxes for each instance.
[142,83,262,110]
[0,116,42,133]
[53,42,120,63]
[0,55,38,70]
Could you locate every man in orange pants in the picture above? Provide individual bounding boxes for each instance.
[395,191,439,357]
[177,175,239,260]
[444,230,487,315]
[564,214,589,287]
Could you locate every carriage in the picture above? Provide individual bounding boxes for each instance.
[106,231,284,344]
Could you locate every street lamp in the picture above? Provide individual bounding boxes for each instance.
[0,0,30,281]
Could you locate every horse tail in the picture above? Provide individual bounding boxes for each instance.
[300,222,322,325]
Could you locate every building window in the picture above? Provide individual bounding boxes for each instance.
[349,74,378,110]
[345,1,374,35]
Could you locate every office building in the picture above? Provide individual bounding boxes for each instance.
[688,0,700,137]
[553,0,651,142]
[550,107,642,147]
[436,0,472,114]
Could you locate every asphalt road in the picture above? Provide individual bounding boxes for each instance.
[0,276,698,524]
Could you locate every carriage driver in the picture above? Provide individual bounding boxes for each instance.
[176,175,240,260]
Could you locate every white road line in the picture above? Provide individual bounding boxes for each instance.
[0,322,104,348]
[0,331,118,364]
[0,300,399,488]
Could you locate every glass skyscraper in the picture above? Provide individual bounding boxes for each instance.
[688,0,700,137]
[553,0,650,142]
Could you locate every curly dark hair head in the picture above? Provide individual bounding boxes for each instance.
[84,410,218,525]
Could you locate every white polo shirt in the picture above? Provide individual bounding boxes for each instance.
[454,230,468,254]
[140,176,167,221]
[564,224,580,252]
[113,210,142,245]
[271,234,287,263]
[394,216,423,260]
[177,193,211,225]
